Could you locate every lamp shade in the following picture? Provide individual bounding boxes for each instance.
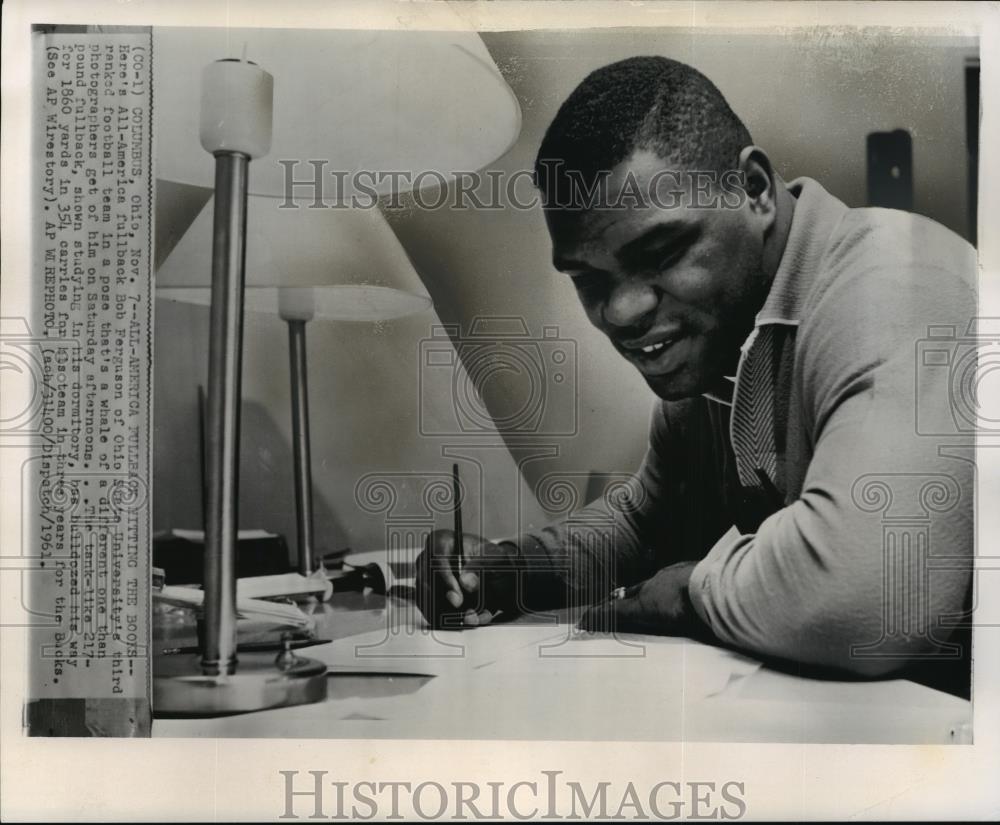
[156,196,432,322]
[153,27,522,198]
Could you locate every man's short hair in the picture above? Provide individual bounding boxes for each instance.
[534,56,752,205]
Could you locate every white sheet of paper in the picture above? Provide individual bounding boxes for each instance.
[335,632,764,740]
[307,623,572,676]
[152,628,969,743]
[236,572,333,601]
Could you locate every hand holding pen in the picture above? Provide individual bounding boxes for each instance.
[413,463,519,628]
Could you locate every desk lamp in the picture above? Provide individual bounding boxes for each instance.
[153,27,521,200]
[151,27,520,716]
[157,197,432,577]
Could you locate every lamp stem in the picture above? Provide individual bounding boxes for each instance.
[287,319,315,576]
[202,152,250,676]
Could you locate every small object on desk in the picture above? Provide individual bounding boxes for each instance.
[341,547,418,582]
[452,462,464,574]
[275,634,302,671]
[320,547,353,572]
[330,562,387,595]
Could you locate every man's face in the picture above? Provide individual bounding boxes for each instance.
[545,149,770,400]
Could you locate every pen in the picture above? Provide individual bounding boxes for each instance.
[452,462,464,575]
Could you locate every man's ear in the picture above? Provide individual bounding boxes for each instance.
[737,145,778,223]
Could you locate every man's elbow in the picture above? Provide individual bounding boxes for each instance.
[798,624,906,678]
[835,652,904,679]
[799,596,958,679]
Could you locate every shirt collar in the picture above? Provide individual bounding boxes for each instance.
[754,176,849,327]
[701,177,847,408]
[702,335,750,407]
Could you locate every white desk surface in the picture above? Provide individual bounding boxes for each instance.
[152,594,971,743]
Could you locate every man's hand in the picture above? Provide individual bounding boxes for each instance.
[577,561,705,637]
[414,529,521,628]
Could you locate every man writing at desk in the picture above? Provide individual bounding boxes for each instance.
[416,57,975,687]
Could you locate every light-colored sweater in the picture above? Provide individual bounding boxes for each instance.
[511,178,976,680]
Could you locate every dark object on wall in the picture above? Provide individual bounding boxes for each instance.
[153,531,292,585]
[867,129,914,211]
[966,59,979,246]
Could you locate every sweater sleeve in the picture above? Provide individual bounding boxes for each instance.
[507,401,676,612]
[687,259,975,677]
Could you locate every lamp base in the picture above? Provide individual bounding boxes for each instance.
[153,651,327,716]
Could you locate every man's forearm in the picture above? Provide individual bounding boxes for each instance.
[502,403,678,614]
[505,502,662,613]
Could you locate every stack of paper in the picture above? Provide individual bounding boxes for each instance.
[153,585,316,633]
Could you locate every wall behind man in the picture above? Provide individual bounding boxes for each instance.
[483,28,977,236]
[153,29,977,559]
